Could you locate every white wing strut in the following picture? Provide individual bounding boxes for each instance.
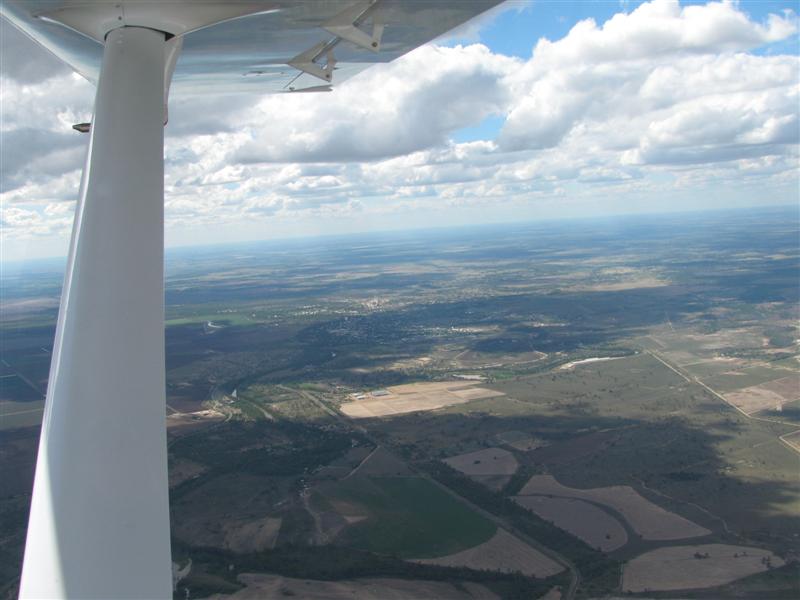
[3,2,505,596]
[19,26,172,599]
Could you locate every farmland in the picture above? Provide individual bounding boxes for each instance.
[444,447,518,490]
[316,476,497,558]
[622,543,785,592]
[512,496,627,552]
[212,573,500,599]
[517,475,710,541]
[414,529,563,577]
[340,381,505,418]
[1,207,798,600]
[723,375,800,415]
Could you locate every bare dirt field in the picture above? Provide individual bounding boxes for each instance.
[445,447,519,476]
[445,447,519,491]
[513,496,628,552]
[211,573,499,599]
[519,475,710,540]
[760,375,800,398]
[449,387,508,401]
[168,457,207,487]
[725,375,800,414]
[340,382,506,418]
[622,543,785,592]
[414,529,563,578]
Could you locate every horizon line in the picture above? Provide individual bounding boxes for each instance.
[2,201,798,267]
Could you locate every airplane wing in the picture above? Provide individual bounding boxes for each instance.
[1,0,504,94]
[6,2,506,599]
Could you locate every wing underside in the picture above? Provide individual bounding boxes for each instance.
[1,0,504,94]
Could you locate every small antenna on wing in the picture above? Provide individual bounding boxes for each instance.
[323,0,384,52]
[287,40,338,84]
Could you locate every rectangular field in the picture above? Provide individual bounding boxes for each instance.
[703,365,797,394]
[724,375,800,415]
[321,476,497,559]
[229,574,500,599]
[340,382,505,418]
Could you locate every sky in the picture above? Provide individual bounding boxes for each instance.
[1,0,798,262]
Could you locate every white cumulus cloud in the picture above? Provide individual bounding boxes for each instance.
[1,0,798,257]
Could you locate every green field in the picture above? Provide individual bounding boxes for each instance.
[320,476,496,558]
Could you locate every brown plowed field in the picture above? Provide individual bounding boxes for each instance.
[444,447,518,491]
[519,475,709,540]
[445,447,519,476]
[211,573,499,599]
[622,543,785,592]
[513,495,627,552]
[414,529,563,578]
[725,375,800,414]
